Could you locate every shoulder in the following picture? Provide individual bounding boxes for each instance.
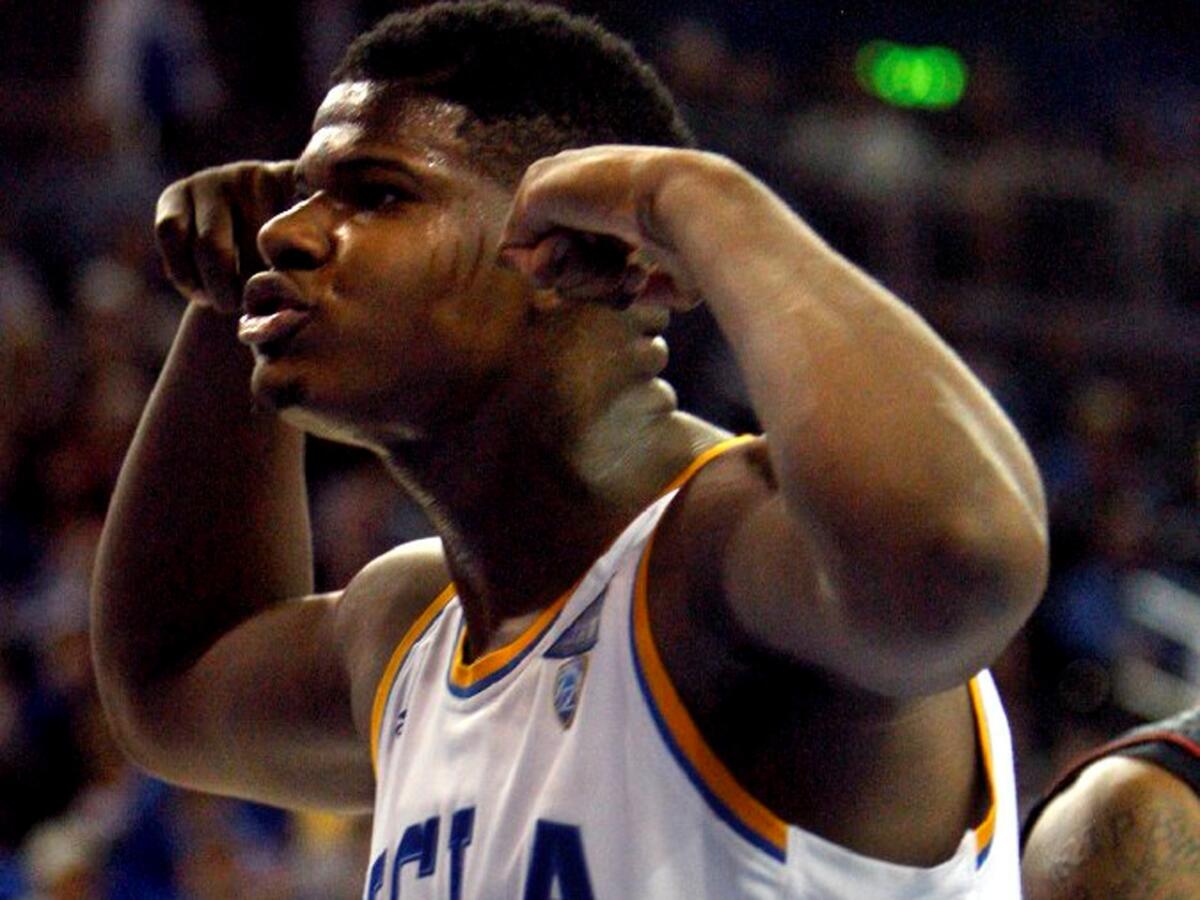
[341,538,449,609]
[333,538,451,739]
[652,433,776,577]
[1022,755,1200,899]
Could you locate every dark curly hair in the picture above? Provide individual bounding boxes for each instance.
[331,1,694,184]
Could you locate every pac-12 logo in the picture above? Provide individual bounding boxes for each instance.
[552,656,588,728]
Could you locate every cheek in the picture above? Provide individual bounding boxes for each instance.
[332,215,458,319]
[424,198,501,304]
[330,209,519,367]
[430,217,518,343]
[421,199,502,291]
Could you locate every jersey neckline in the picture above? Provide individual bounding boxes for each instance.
[369,434,754,764]
[446,589,574,697]
[443,434,756,699]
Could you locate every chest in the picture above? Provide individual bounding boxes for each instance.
[368,593,641,896]
[366,585,789,899]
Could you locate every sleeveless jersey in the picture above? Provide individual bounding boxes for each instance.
[1021,706,1200,848]
[365,439,1023,898]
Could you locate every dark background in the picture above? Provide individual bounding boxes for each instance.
[0,1,1196,895]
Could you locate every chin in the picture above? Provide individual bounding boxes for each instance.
[249,357,309,409]
[247,383,298,420]
[251,363,423,447]
[275,402,379,449]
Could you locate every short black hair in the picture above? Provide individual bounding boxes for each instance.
[331,1,694,184]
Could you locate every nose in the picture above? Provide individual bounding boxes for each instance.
[257,198,333,271]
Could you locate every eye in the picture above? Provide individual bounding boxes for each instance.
[346,182,413,212]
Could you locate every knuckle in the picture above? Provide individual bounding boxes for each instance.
[193,203,230,249]
[154,186,186,226]
[154,213,184,247]
[192,213,218,245]
[525,156,554,180]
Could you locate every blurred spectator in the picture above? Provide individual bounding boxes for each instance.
[0,242,55,592]
[0,639,86,875]
[784,44,940,295]
[83,0,223,168]
[22,814,107,899]
[310,457,431,591]
[299,0,363,109]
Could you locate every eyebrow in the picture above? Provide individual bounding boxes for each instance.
[296,153,439,195]
[331,155,425,183]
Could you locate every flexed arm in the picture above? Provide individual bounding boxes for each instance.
[500,147,1048,696]
[91,162,375,808]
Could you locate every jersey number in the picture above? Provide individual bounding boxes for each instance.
[366,811,595,899]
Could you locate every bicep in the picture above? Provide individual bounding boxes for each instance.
[125,593,375,812]
[717,456,1030,697]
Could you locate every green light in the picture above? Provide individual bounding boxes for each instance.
[854,41,968,109]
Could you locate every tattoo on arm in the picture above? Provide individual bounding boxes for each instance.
[1045,793,1200,899]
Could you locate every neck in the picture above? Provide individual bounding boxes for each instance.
[379,378,722,658]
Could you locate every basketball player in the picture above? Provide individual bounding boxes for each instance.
[91,3,1048,896]
[1022,707,1200,898]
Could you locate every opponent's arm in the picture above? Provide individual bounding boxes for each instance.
[91,163,374,809]
[1022,757,1200,899]
[500,147,1048,696]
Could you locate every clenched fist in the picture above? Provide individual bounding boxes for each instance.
[498,146,719,311]
[155,161,295,313]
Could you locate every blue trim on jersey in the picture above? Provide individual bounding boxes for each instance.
[628,601,788,863]
[446,616,561,699]
[544,589,606,659]
[975,837,992,869]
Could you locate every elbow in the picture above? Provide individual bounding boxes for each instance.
[91,642,180,780]
[905,505,1050,689]
[909,476,1049,636]
[837,504,1049,696]
[92,664,160,774]
[952,486,1050,629]
[90,586,180,778]
[95,680,202,787]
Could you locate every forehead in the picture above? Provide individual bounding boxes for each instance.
[303,80,471,172]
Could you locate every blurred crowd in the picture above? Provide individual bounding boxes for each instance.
[0,0,1195,896]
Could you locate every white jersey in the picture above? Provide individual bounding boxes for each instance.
[366,440,1023,899]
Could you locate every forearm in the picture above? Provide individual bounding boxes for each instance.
[655,158,1047,655]
[92,303,312,728]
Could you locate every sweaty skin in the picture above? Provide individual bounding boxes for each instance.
[92,80,1047,866]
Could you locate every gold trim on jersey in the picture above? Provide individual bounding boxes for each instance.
[448,590,572,691]
[660,434,756,495]
[367,434,755,773]
[630,430,1000,865]
[968,678,998,862]
[632,527,791,858]
[370,583,457,772]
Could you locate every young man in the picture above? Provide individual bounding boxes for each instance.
[91,2,1048,896]
[1021,708,1200,898]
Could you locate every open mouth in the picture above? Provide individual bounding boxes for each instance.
[237,307,312,353]
[238,273,315,355]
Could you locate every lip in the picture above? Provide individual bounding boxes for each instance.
[237,307,312,347]
[242,272,313,315]
[238,272,315,350]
